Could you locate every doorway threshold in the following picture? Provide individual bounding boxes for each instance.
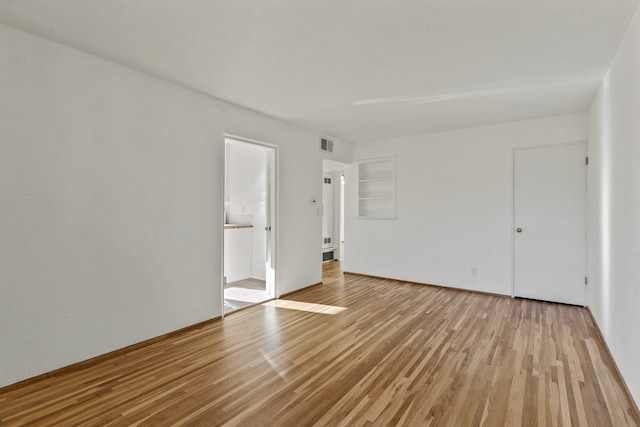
[224,278,270,314]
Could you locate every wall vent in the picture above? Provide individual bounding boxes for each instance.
[320,138,334,152]
[323,250,335,262]
[323,237,332,244]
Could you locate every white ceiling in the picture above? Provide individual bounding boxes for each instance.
[0,0,638,142]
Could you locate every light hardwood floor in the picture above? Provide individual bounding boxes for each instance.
[0,261,638,426]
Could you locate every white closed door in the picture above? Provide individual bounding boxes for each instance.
[514,142,586,305]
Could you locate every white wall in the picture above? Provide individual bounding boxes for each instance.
[0,23,350,387]
[587,6,640,406]
[344,114,588,295]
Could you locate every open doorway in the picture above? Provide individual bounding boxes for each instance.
[223,137,276,314]
[322,160,346,276]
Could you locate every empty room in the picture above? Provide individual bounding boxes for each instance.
[1,1,640,426]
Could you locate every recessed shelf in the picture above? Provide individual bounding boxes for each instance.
[357,157,396,219]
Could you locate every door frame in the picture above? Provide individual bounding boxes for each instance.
[221,134,279,317]
[511,140,587,302]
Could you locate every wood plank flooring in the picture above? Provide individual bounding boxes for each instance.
[1,261,638,426]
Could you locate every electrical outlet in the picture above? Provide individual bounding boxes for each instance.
[471,267,478,277]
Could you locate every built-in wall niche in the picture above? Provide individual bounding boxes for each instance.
[357,157,396,219]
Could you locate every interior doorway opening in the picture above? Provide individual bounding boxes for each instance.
[223,137,276,314]
[322,160,347,271]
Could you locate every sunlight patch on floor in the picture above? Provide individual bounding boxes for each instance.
[263,299,347,315]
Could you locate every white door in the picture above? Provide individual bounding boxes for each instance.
[514,142,586,305]
[265,148,276,297]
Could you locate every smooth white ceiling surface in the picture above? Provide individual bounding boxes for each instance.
[0,0,637,142]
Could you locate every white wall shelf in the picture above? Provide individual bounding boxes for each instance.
[357,157,396,219]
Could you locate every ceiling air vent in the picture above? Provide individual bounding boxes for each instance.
[320,138,334,153]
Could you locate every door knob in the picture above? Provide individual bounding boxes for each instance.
[516,228,523,233]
